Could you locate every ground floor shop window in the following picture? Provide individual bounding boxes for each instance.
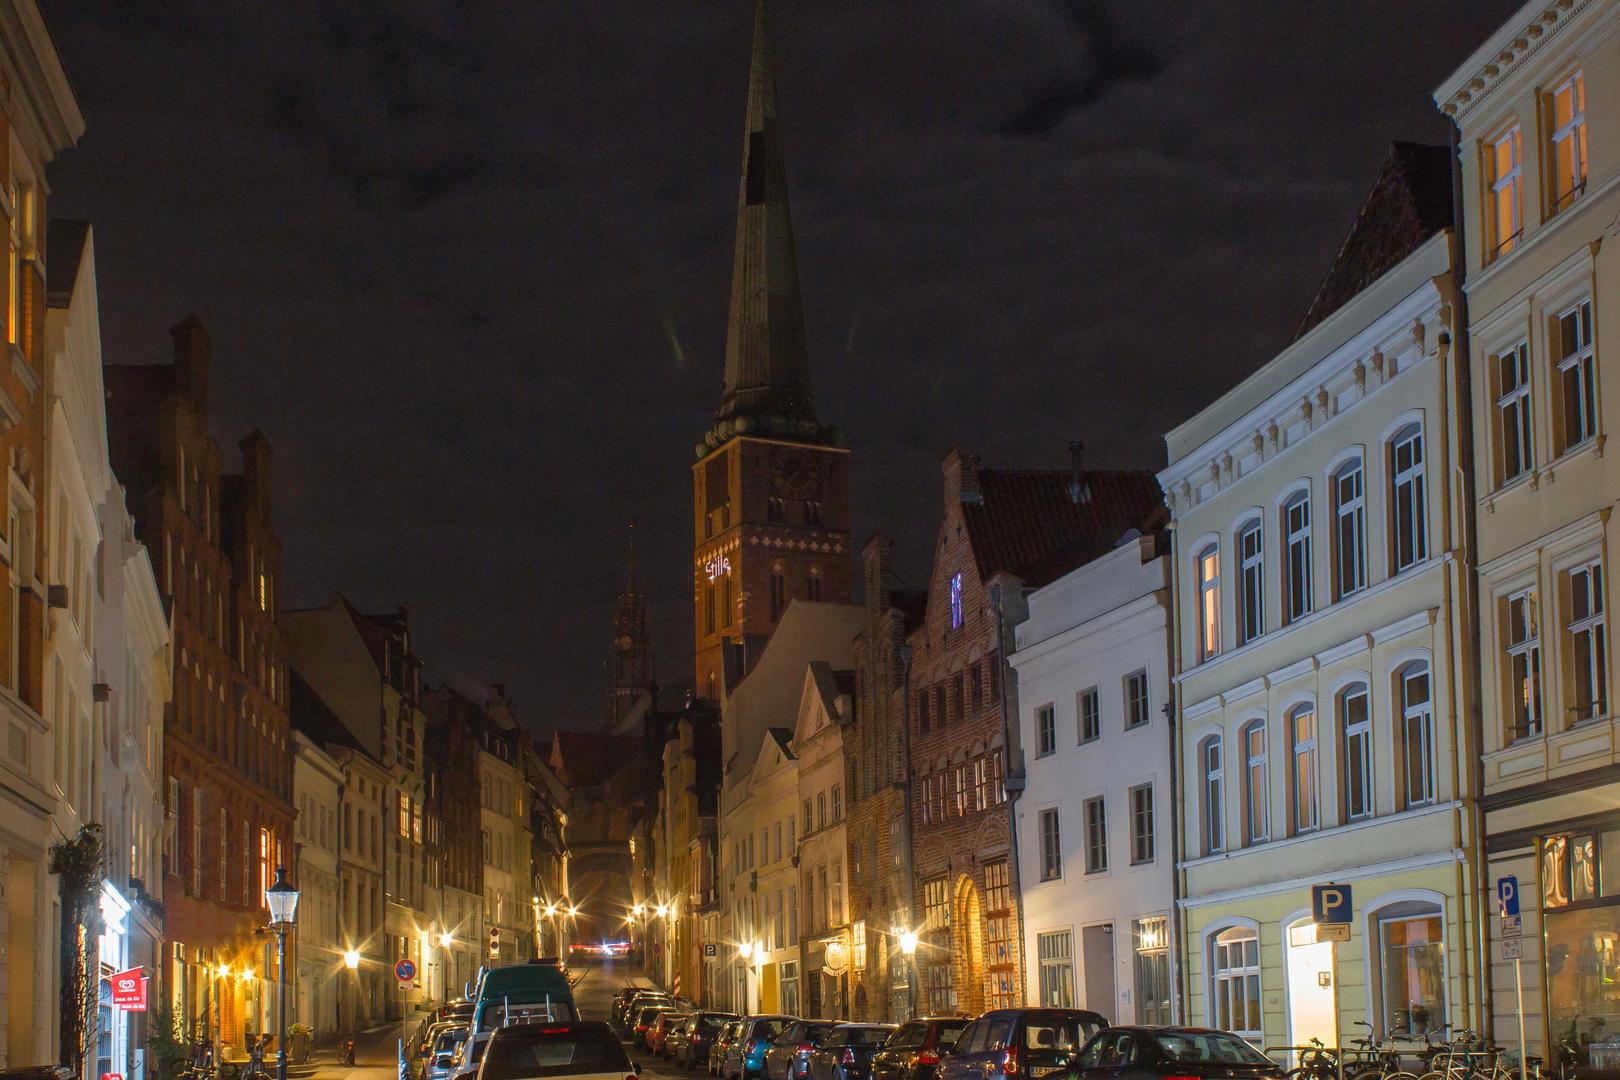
[1377,912,1444,1035]
[1210,926,1260,1038]
[1037,930,1075,1007]
[924,952,956,1015]
[781,961,800,1017]
[1135,918,1171,1024]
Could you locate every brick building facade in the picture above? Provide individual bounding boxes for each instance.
[906,447,1164,1017]
[847,537,924,1021]
[106,318,295,1050]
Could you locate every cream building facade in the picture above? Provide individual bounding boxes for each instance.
[1436,0,1620,1058]
[1161,148,1483,1048]
[1010,534,1175,1025]
[747,728,801,1015]
[793,662,851,1019]
[292,732,341,1038]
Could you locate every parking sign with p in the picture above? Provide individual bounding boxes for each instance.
[1312,883,1352,941]
[1499,876,1520,917]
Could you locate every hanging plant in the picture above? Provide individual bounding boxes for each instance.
[50,822,104,1072]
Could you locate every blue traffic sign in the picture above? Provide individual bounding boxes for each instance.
[394,958,417,983]
[1312,883,1352,924]
[1499,876,1520,917]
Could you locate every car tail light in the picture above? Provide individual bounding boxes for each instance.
[999,1044,1021,1079]
[844,1049,858,1065]
[748,1039,763,1056]
[800,1045,815,1055]
[917,1051,939,1066]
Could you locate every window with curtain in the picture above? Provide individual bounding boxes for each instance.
[1084,797,1107,873]
[1487,125,1523,258]
[1391,427,1427,572]
[1400,663,1436,808]
[1238,520,1264,645]
[1568,560,1607,723]
[1506,588,1543,739]
[1245,723,1269,844]
[1558,299,1599,452]
[1197,544,1221,661]
[1037,931,1075,1007]
[1334,459,1366,598]
[1498,343,1533,483]
[1550,71,1588,212]
[1039,808,1062,881]
[1283,493,1313,622]
[1290,705,1319,834]
[1210,927,1261,1037]
[1341,684,1372,822]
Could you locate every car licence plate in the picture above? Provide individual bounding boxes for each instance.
[1031,1068,1063,1077]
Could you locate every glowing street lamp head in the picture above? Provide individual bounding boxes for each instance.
[567,906,578,918]
[438,932,453,948]
[218,965,230,979]
[898,931,920,956]
[633,903,644,916]
[344,950,361,970]
[737,941,752,959]
[655,903,668,918]
[544,904,557,918]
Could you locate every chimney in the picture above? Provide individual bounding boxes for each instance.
[170,314,211,412]
[1068,440,1091,504]
[861,535,893,613]
[240,430,273,522]
[943,447,982,506]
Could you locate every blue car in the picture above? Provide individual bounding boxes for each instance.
[725,1016,795,1080]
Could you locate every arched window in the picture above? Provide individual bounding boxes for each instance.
[1367,895,1446,1037]
[1197,544,1221,661]
[1243,721,1269,845]
[1200,735,1223,856]
[1282,492,1313,622]
[1290,704,1319,834]
[1340,682,1372,822]
[1391,425,1428,572]
[1237,520,1264,645]
[1333,458,1366,598]
[1209,926,1261,1038]
[1399,662,1435,808]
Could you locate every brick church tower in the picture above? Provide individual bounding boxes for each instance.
[693,0,850,702]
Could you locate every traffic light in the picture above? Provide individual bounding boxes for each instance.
[488,926,500,957]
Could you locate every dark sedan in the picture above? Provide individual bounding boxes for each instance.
[672,1012,743,1069]
[870,1018,971,1080]
[1070,1028,1284,1080]
[764,1021,838,1080]
[808,1025,897,1080]
[938,1009,1106,1080]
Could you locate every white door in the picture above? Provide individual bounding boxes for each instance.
[1286,921,1337,1059]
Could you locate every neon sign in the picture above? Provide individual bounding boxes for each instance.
[705,556,731,581]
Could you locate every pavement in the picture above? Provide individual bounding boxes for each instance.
[574,956,691,1080]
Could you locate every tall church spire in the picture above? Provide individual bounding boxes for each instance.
[606,522,656,733]
[702,0,830,455]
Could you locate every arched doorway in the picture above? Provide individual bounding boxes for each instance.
[954,876,986,1017]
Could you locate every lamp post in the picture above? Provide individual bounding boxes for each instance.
[265,869,301,1080]
[897,931,919,1022]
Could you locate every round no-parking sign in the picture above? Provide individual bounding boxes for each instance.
[395,958,417,983]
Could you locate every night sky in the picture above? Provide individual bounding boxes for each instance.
[41,0,1522,733]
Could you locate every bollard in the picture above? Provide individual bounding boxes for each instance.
[400,1038,409,1080]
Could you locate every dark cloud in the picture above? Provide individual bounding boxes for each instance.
[40,0,1520,732]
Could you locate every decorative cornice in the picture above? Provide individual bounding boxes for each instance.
[1438,0,1590,120]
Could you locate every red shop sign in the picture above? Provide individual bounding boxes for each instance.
[109,969,147,1010]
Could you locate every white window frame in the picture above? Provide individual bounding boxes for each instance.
[1237,519,1264,645]
[1567,560,1607,724]
[1498,343,1534,484]
[1400,663,1436,808]
[1506,587,1543,740]
[1334,459,1366,598]
[1550,70,1587,213]
[1488,125,1523,258]
[1083,796,1107,874]
[1125,670,1150,729]
[1391,426,1428,572]
[1209,926,1262,1039]
[1557,299,1598,452]
[1036,930,1075,1008]
[1202,736,1223,855]
[1290,704,1319,835]
[1038,807,1062,881]
[1196,543,1220,661]
[1341,684,1373,823]
[1078,687,1100,744]
[1244,721,1269,845]
[1036,704,1056,758]
[1129,783,1154,864]
[1283,492,1312,623]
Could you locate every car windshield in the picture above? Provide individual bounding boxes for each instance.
[1154,1032,1273,1066]
[700,1017,738,1032]
[936,1025,967,1047]
[1021,1016,1100,1052]
[480,1027,630,1080]
[477,1001,577,1031]
[804,1026,836,1045]
[755,1020,788,1039]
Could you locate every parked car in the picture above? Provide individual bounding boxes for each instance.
[613,988,642,1027]
[449,1030,495,1080]
[764,1021,838,1080]
[1069,1028,1284,1080]
[427,1028,471,1080]
[672,1012,743,1069]
[624,993,672,1032]
[808,1025,896,1080]
[633,1006,671,1051]
[723,1016,796,1080]
[477,1020,640,1080]
[711,1023,743,1076]
[653,1013,692,1059]
[937,1010,1106,1080]
[869,1018,971,1080]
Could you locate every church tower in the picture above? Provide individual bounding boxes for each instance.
[693,0,851,702]
[607,525,657,734]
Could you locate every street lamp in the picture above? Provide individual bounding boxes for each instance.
[897,930,920,1021]
[344,950,360,970]
[265,868,300,1080]
[439,932,452,948]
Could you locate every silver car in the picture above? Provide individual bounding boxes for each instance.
[426,1028,469,1080]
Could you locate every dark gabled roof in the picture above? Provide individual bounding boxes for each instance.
[46,219,89,308]
[290,669,370,758]
[963,468,1167,589]
[1295,142,1454,340]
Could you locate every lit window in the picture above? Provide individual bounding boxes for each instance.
[1488,126,1523,258]
[949,572,963,629]
[1568,561,1607,724]
[1334,459,1366,598]
[1557,300,1598,452]
[1391,427,1427,572]
[1244,722,1269,844]
[1237,520,1264,645]
[1290,705,1318,835]
[1197,544,1220,661]
[1210,928,1261,1038]
[1506,588,1543,740]
[1498,343,1534,483]
[1551,71,1587,213]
